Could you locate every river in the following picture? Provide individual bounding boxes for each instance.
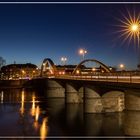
[0,88,139,139]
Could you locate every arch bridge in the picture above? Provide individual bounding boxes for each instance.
[37,58,140,116]
[40,58,111,76]
[72,59,111,75]
[40,58,57,76]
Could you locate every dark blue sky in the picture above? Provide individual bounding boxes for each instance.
[0,3,139,69]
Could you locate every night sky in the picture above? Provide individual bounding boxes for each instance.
[0,3,139,70]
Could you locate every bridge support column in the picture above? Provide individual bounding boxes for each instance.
[125,90,140,111]
[46,80,65,98]
[65,83,82,103]
[78,87,84,103]
[84,87,103,113]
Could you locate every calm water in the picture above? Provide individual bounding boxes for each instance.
[0,88,139,139]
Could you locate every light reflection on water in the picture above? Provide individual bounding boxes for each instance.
[0,88,140,137]
[20,89,25,115]
[30,94,36,117]
[40,117,48,140]
[0,91,3,104]
[35,105,40,122]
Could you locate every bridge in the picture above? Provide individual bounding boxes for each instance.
[33,58,140,114]
[40,58,140,83]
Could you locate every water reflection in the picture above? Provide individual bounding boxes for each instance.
[0,91,3,104]
[102,113,124,136]
[30,94,41,131]
[124,111,140,136]
[66,104,83,126]
[0,88,139,137]
[40,117,48,140]
[84,114,103,136]
[33,121,39,131]
[31,94,36,116]
[20,89,25,115]
[35,106,40,122]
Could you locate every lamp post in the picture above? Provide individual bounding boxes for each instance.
[130,23,140,69]
[118,12,140,70]
[119,64,124,71]
[131,23,140,70]
[61,57,67,65]
[79,49,87,60]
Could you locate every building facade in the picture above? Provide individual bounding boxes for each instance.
[1,63,40,80]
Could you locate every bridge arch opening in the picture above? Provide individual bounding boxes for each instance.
[40,58,57,76]
[72,59,111,75]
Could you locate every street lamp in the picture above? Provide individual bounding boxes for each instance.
[61,57,67,65]
[117,12,140,69]
[79,49,87,60]
[131,24,139,32]
[119,64,124,71]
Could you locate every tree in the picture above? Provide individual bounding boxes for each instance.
[0,57,6,69]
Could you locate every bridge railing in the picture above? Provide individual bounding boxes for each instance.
[50,72,140,83]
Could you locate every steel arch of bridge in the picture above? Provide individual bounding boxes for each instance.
[72,59,111,75]
[40,58,57,76]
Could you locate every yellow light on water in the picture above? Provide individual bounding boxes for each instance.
[35,106,40,121]
[31,95,36,116]
[33,121,39,131]
[20,89,25,114]
[1,91,3,103]
[40,118,48,140]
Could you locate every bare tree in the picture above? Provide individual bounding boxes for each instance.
[0,57,6,69]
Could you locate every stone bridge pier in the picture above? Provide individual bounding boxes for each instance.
[84,86,102,113]
[45,80,65,98]
[45,79,126,113]
[125,89,140,111]
[65,83,83,103]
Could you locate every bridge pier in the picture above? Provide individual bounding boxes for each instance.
[65,83,82,103]
[84,86,103,113]
[45,80,65,98]
[125,90,140,111]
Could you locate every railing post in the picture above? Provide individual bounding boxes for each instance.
[116,73,118,82]
[130,72,132,83]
